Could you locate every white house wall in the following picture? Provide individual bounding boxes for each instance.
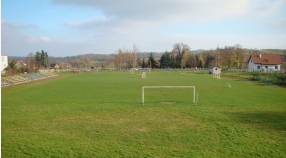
[249,64,281,71]
[261,65,280,72]
[1,56,8,71]
[248,60,281,72]
[248,59,258,70]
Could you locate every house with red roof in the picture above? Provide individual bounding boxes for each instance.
[15,60,27,68]
[248,54,282,72]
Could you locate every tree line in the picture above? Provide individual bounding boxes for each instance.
[4,45,286,75]
[26,50,49,73]
[158,43,246,69]
[5,50,49,74]
[114,44,140,70]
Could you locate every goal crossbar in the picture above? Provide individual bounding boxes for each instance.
[142,86,196,105]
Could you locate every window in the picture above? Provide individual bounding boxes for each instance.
[275,66,278,69]
[265,66,268,69]
[257,66,260,69]
[2,57,4,62]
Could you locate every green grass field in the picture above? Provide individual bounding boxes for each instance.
[2,71,286,157]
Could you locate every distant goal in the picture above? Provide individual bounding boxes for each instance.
[142,86,196,105]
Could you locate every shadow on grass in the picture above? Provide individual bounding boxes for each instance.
[229,78,286,89]
[230,111,286,131]
[254,82,286,89]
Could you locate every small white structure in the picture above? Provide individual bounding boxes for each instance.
[142,72,146,78]
[227,82,231,88]
[209,66,221,79]
[248,54,282,72]
[213,73,220,79]
[1,56,8,71]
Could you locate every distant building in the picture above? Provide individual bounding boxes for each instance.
[1,56,8,71]
[209,66,221,74]
[15,60,27,68]
[248,54,282,72]
[50,64,59,69]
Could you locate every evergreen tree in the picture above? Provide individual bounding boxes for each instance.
[204,54,215,68]
[44,52,49,68]
[35,51,41,68]
[35,51,41,61]
[148,53,157,68]
[41,50,45,67]
[169,55,176,68]
[160,51,170,68]
[9,59,16,69]
[175,55,182,68]
[40,50,49,68]
[142,58,146,68]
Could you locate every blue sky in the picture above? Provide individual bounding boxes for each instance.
[2,0,286,57]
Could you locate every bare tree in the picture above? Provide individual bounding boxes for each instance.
[125,49,133,69]
[106,55,115,68]
[201,50,216,68]
[70,59,81,69]
[133,44,139,68]
[220,46,235,68]
[215,46,221,67]
[172,43,191,69]
[186,54,198,68]
[58,61,71,69]
[114,45,140,70]
[116,48,123,70]
[26,52,36,73]
[233,44,245,68]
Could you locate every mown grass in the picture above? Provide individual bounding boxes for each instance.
[2,71,286,157]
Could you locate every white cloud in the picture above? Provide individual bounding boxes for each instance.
[2,0,285,57]
[53,0,286,38]
[248,0,285,17]
[269,17,286,29]
[52,0,285,23]
[1,20,38,29]
[26,36,53,43]
[64,20,81,27]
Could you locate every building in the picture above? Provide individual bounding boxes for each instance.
[209,66,221,79]
[1,56,8,71]
[50,64,59,69]
[15,60,27,68]
[248,54,282,72]
[208,66,221,74]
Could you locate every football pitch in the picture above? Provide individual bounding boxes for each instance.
[2,71,286,157]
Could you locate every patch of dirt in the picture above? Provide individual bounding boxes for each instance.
[159,102,177,104]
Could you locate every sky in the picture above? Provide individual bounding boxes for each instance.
[1,0,286,57]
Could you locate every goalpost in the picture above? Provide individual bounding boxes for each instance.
[142,86,196,105]
[131,68,150,74]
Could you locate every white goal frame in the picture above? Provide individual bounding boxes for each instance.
[142,86,196,105]
[131,68,150,74]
